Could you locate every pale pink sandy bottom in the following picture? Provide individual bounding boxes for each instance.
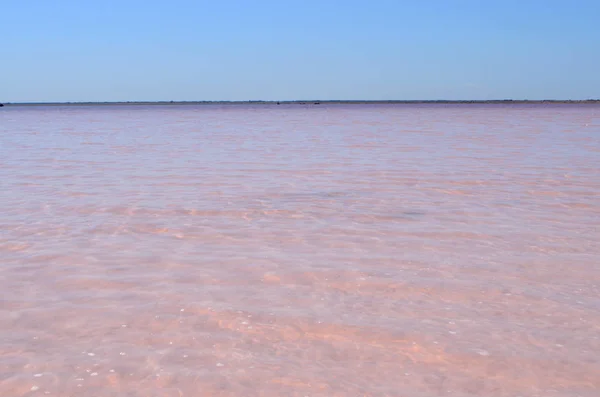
[1,104,599,396]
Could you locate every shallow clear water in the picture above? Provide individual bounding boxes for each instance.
[1,104,599,396]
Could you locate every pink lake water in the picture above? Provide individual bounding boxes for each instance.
[1,104,599,397]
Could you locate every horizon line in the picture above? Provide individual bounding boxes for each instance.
[2,99,600,106]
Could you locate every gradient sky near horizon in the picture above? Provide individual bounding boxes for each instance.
[1,0,599,102]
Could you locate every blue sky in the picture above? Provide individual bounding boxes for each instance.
[1,0,599,102]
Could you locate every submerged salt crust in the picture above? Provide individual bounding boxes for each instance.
[0,103,599,396]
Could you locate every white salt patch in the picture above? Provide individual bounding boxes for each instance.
[90,373,98,377]
[31,386,39,391]
[180,309,185,312]
[109,369,115,373]
[121,324,127,327]
[87,353,95,356]
[216,363,224,367]
[120,352,126,356]
[448,331,457,335]
[34,373,43,377]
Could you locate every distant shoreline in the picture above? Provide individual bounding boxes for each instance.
[2,99,600,107]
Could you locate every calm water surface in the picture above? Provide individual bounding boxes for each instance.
[1,104,599,397]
